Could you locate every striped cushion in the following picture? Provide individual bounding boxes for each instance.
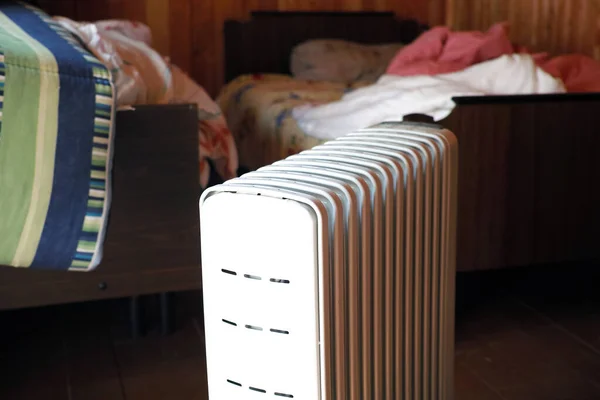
[0,2,115,271]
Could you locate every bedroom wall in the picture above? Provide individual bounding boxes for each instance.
[39,0,600,97]
[446,0,600,59]
[189,0,447,96]
[38,0,445,96]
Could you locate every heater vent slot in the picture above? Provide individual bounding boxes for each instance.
[245,324,263,331]
[227,378,294,398]
[221,268,237,276]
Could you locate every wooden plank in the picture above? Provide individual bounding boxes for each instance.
[63,302,125,400]
[106,0,126,19]
[444,0,456,25]
[532,101,600,265]
[245,0,279,13]
[75,0,112,21]
[454,364,505,400]
[441,103,535,271]
[336,0,362,11]
[2,270,600,398]
[371,0,388,11]
[191,0,218,96]
[442,94,600,272]
[385,0,430,21]
[277,0,321,11]
[212,0,248,94]
[146,0,171,55]
[113,317,208,400]
[446,0,600,58]
[359,0,379,11]
[461,328,600,399]
[169,0,193,73]
[515,262,600,355]
[122,0,147,22]
[36,0,77,17]
[0,307,70,399]
[456,293,600,399]
[427,0,446,26]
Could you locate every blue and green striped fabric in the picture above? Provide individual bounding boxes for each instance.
[0,2,115,271]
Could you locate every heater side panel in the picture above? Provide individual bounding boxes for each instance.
[201,192,322,400]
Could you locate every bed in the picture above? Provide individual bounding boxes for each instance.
[220,11,600,272]
[0,2,204,336]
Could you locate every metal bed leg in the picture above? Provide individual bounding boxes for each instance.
[160,292,174,336]
[129,295,144,340]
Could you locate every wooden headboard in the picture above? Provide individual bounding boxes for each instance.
[224,11,427,84]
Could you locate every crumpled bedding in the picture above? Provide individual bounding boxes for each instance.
[55,18,238,187]
[293,54,565,140]
[291,39,405,83]
[292,21,600,140]
[217,74,372,170]
[385,21,600,93]
[538,54,600,93]
[385,22,518,77]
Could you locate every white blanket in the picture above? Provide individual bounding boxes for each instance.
[292,54,565,140]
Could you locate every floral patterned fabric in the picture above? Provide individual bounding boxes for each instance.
[290,40,405,84]
[217,74,369,170]
[170,64,238,186]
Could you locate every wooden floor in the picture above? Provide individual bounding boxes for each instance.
[1,262,599,400]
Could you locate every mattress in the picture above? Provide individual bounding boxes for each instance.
[0,2,115,271]
[217,74,370,170]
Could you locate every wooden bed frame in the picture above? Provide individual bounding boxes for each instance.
[224,11,600,272]
[0,105,203,334]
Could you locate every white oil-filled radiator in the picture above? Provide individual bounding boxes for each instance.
[200,121,458,400]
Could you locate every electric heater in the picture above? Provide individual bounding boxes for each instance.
[200,121,458,400]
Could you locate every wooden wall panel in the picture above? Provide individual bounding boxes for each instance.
[145,0,170,57]
[40,0,600,97]
[169,0,193,73]
[37,0,444,96]
[446,0,600,59]
[190,0,445,96]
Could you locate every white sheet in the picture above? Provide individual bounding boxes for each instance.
[292,54,565,140]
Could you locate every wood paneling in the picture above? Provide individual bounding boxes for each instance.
[446,0,600,59]
[38,0,445,96]
[39,0,600,95]
[223,12,427,83]
[191,0,445,95]
[440,94,600,271]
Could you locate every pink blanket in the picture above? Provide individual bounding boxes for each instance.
[386,22,600,93]
[385,23,517,76]
[539,55,600,93]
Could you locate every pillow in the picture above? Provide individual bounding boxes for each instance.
[290,39,404,83]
